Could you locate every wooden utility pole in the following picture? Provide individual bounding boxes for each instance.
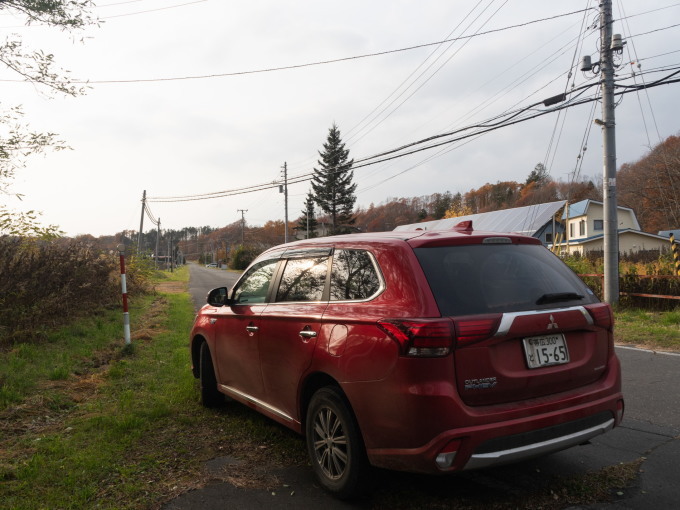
[237,209,248,244]
[281,162,289,244]
[137,190,146,254]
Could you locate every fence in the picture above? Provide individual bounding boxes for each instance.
[578,273,680,302]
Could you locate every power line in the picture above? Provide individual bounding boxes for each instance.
[33,7,596,85]
[101,0,208,19]
[147,71,680,204]
[345,0,508,146]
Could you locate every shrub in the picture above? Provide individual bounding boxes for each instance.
[229,245,260,270]
[0,237,151,345]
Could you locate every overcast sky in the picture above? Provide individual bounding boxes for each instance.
[2,0,679,237]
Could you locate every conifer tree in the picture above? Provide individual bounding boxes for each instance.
[311,123,357,235]
[294,192,318,238]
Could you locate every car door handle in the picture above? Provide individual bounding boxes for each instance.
[299,330,317,339]
[246,325,259,333]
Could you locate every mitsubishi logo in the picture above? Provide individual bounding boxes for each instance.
[547,315,558,330]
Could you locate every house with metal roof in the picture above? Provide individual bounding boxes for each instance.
[394,198,675,255]
[393,200,567,245]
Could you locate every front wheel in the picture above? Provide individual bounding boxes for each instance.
[305,387,369,499]
[199,342,224,408]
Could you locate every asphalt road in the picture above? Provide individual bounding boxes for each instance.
[171,267,680,509]
[187,262,241,311]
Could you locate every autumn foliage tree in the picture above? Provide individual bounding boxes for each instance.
[617,135,680,233]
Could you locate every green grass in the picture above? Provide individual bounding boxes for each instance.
[154,264,189,282]
[614,308,680,351]
[0,293,195,508]
[0,299,151,411]
[0,268,306,509]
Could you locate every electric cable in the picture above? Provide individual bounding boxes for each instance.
[345,0,509,147]
[1,7,597,84]
[146,68,679,204]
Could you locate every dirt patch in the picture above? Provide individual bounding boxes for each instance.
[155,281,187,294]
[0,297,169,444]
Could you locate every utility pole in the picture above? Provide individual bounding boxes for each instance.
[170,233,174,272]
[155,218,161,269]
[280,162,289,244]
[137,190,146,254]
[600,0,620,304]
[237,209,248,245]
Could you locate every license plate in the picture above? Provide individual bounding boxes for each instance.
[523,334,569,369]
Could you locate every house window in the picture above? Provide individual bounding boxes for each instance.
[545,233,553,243]
[579,219,586,236]
[569,223,574,238]
[594,219,603,231]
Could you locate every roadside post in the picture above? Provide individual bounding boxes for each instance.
[670,234,680,276]
[117,244,131,345]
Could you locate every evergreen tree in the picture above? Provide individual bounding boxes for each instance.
[311,123,357,235]
[526,162,550,187]
[294,192,318,238]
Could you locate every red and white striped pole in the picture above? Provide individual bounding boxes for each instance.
[117,244,131,345]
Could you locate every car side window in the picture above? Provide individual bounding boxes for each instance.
[330,249,381,301]
[275,257,329,302]
[232,259,278,304]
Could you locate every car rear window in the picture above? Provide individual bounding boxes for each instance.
[414,244,598,316]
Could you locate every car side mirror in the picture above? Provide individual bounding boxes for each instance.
[207,287,232,307]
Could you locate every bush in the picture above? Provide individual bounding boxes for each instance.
[0,237,151,345]
[561,252,680,309]
[229,244,260,270]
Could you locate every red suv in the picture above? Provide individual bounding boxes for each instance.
[190,223,623,498]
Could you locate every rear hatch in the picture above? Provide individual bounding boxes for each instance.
[413,236,612,406]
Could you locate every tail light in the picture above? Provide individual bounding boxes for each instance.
[378,319,453,357]
[453,316,501,347]
[585,303,613,330]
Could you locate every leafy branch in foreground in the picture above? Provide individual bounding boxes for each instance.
[0,0,97,237]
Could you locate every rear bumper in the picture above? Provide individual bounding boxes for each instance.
[465,413,614,470]
[364,393,623,474]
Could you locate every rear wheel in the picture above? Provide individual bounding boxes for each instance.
[199,342,223,408]
[305,387,369,499]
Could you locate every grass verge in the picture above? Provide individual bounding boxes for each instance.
[0,268,306,509]
[614,308,680,352]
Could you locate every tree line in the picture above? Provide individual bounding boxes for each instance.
[95,129,679,268]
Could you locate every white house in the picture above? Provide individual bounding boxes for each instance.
[560,199,673,255]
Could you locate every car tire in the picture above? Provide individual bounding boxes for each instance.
[199,342,224,408]
[305,386,369,499]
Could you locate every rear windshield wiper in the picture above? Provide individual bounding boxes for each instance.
[536,292,584,305]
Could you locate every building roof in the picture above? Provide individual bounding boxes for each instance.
[561,199,638,226]
[562,228,674,245]
[658,229,680,239]
[394,200,566,236]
